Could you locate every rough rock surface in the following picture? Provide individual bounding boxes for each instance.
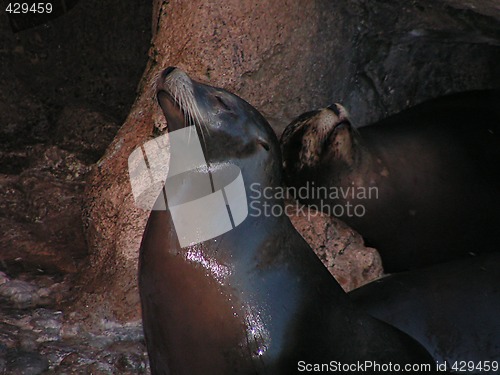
[0,0,151,328]
[287,201,384,292]
[80,0,500,324]
[0,0,153,371]
[441,0,500,20]
[0,146,89,276]
[1,0,498,329]
[0,270,149,374]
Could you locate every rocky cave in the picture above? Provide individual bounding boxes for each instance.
[0,0,499,373]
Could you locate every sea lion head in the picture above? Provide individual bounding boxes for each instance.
[156,67,282,189]
[280,104,359,185]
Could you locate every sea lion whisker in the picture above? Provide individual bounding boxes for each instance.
[178,89,193,142]
[185,91,209,149]
[190,93,208,135]
[178,86,192,121]
[197,122,209,152]
[151,70,160,101]
[185,94,199,146]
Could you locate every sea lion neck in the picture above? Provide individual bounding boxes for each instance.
[173,199,290,266]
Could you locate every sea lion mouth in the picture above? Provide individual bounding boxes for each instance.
[329,120,352,144]
[335,120,351,130]
[157,90,186,132]
[155,67,205,134]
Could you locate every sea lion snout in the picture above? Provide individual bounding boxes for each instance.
[156,66,188,91]
[155,67,200,133]
[325,103,350,126]
[161,66,176,79]
[155,66,193,99]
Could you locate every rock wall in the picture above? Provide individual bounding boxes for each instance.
[146,0,500,133]
[1,0,498,326]
[79,0,499,325]
[0,0,152,325]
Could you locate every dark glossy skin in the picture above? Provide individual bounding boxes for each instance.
[139,67,436,374]
[350,253,500,374]
[281,91,500,272]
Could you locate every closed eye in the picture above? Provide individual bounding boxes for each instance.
[257,138,270,151]
[214,95,231,111]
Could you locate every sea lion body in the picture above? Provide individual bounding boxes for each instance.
[350,253,500,373]
[138,68,435,374]
[281,92,500,272]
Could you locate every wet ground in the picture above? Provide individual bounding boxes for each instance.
[0,269,150,374]
[1,1,153,372]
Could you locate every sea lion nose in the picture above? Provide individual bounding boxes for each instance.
[162,66,177,79]
[327,103,341,116]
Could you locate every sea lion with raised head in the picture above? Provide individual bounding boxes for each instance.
[138,67,435,374]
[280,92,500,272]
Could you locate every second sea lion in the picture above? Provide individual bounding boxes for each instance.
[280,91,500,272]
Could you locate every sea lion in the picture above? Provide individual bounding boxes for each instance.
[350,252,500,374]
[280,91,500,272]
[138,67,435,374]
